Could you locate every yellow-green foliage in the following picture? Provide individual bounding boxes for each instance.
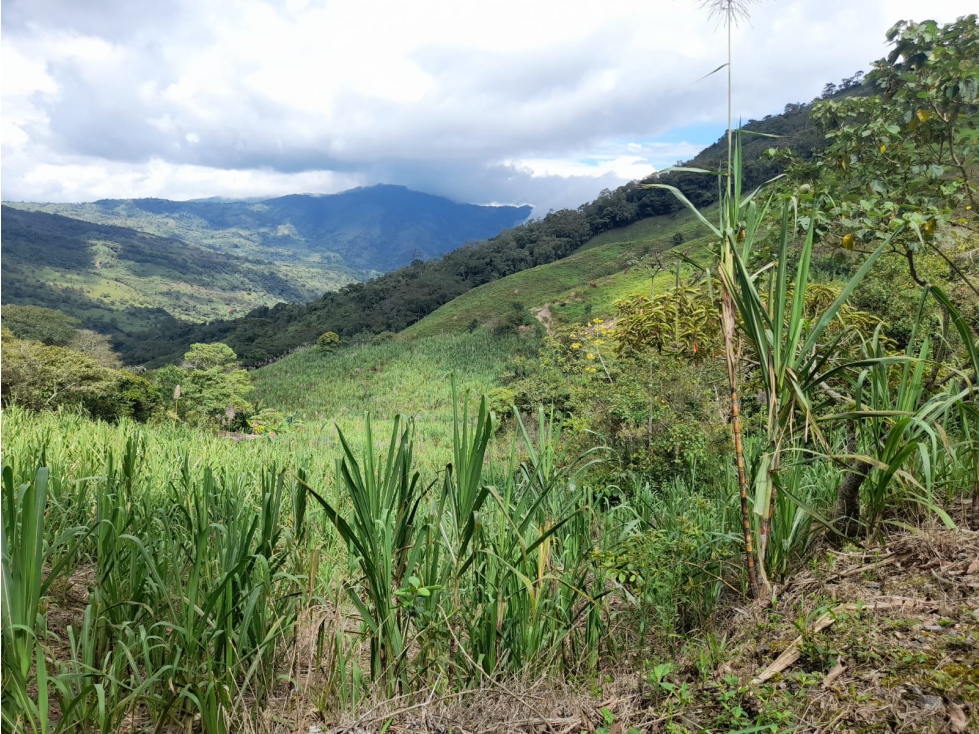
[317,331,341,351]
[251,328,540,470]
[0,328,141,420]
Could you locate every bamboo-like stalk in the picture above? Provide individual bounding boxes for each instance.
[707,0,764,597]
[722,298,761,597]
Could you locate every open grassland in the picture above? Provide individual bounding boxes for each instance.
[251,329,541,470]
[401,207,714,339]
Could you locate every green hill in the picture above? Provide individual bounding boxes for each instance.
[7,185,532,277]
[252,329,536,422]
[401,208,715,339]
[120,88,844,367]
[0,206,354,336]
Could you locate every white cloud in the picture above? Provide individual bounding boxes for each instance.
[516,156,656,181]
[2,0,976,211]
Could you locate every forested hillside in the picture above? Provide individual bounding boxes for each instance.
[125,86,852,367]
[0,206,355,336]
[7,185,532,276]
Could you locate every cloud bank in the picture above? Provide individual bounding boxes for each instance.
[2,0,975,213]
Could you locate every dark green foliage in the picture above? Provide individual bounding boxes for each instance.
[1,304,79,346]
[114,371,161,422]
[492,302,534,336]
[0,326,164,422]
[500,329,725,483]
[370,331,396,344]
[787,15,978,291]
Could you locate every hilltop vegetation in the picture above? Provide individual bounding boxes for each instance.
[0,206,353,336]
[2,187,531,341]
[401,207,716,339]
[8,185,532,277]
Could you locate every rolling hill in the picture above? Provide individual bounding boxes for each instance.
[9,83,860,367]
[2,186,533,341]
[124,99,827,367]
[6,185,533,276]
[400,207,715,340]
[0,206,359,337]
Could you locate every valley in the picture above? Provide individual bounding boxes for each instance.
[1,186,531,338]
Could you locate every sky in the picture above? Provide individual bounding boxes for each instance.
[2,0,976,214]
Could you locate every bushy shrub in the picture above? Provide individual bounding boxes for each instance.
[1,328,129,419]
[370,331,396,345]
[1,304,79,346]
[594,478,732,636]
[317,331,341,352]
[500,324,726,484]
[492,302,534,336]
[181,344,253,427]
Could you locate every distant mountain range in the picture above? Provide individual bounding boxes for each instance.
[1,185,532,337]
[6,185,533,276]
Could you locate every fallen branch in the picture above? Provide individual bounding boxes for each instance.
[826,552,911,581]
[752,598,941,685]
[751,613,836,684]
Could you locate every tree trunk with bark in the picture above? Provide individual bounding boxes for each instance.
[833,425,871,540]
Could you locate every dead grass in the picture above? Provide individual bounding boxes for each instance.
[255,520,978,734]
[36,520,978,733]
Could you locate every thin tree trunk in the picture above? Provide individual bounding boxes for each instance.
[971,449,979,531]
[834,424,870,540]
[971,479,978,531]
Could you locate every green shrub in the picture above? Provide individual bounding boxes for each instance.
[370,331,395,345]
[317,331,341,351]
[181,345,254,427]
[1,328,121,418]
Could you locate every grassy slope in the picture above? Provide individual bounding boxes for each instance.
[251,329,540,468]
[401,207,716,339]
[251,210,717,461]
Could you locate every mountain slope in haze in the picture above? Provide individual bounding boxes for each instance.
[0,206,357,336]
[7,185,534,277]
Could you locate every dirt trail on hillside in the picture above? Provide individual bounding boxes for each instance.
[531,303,554,335]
